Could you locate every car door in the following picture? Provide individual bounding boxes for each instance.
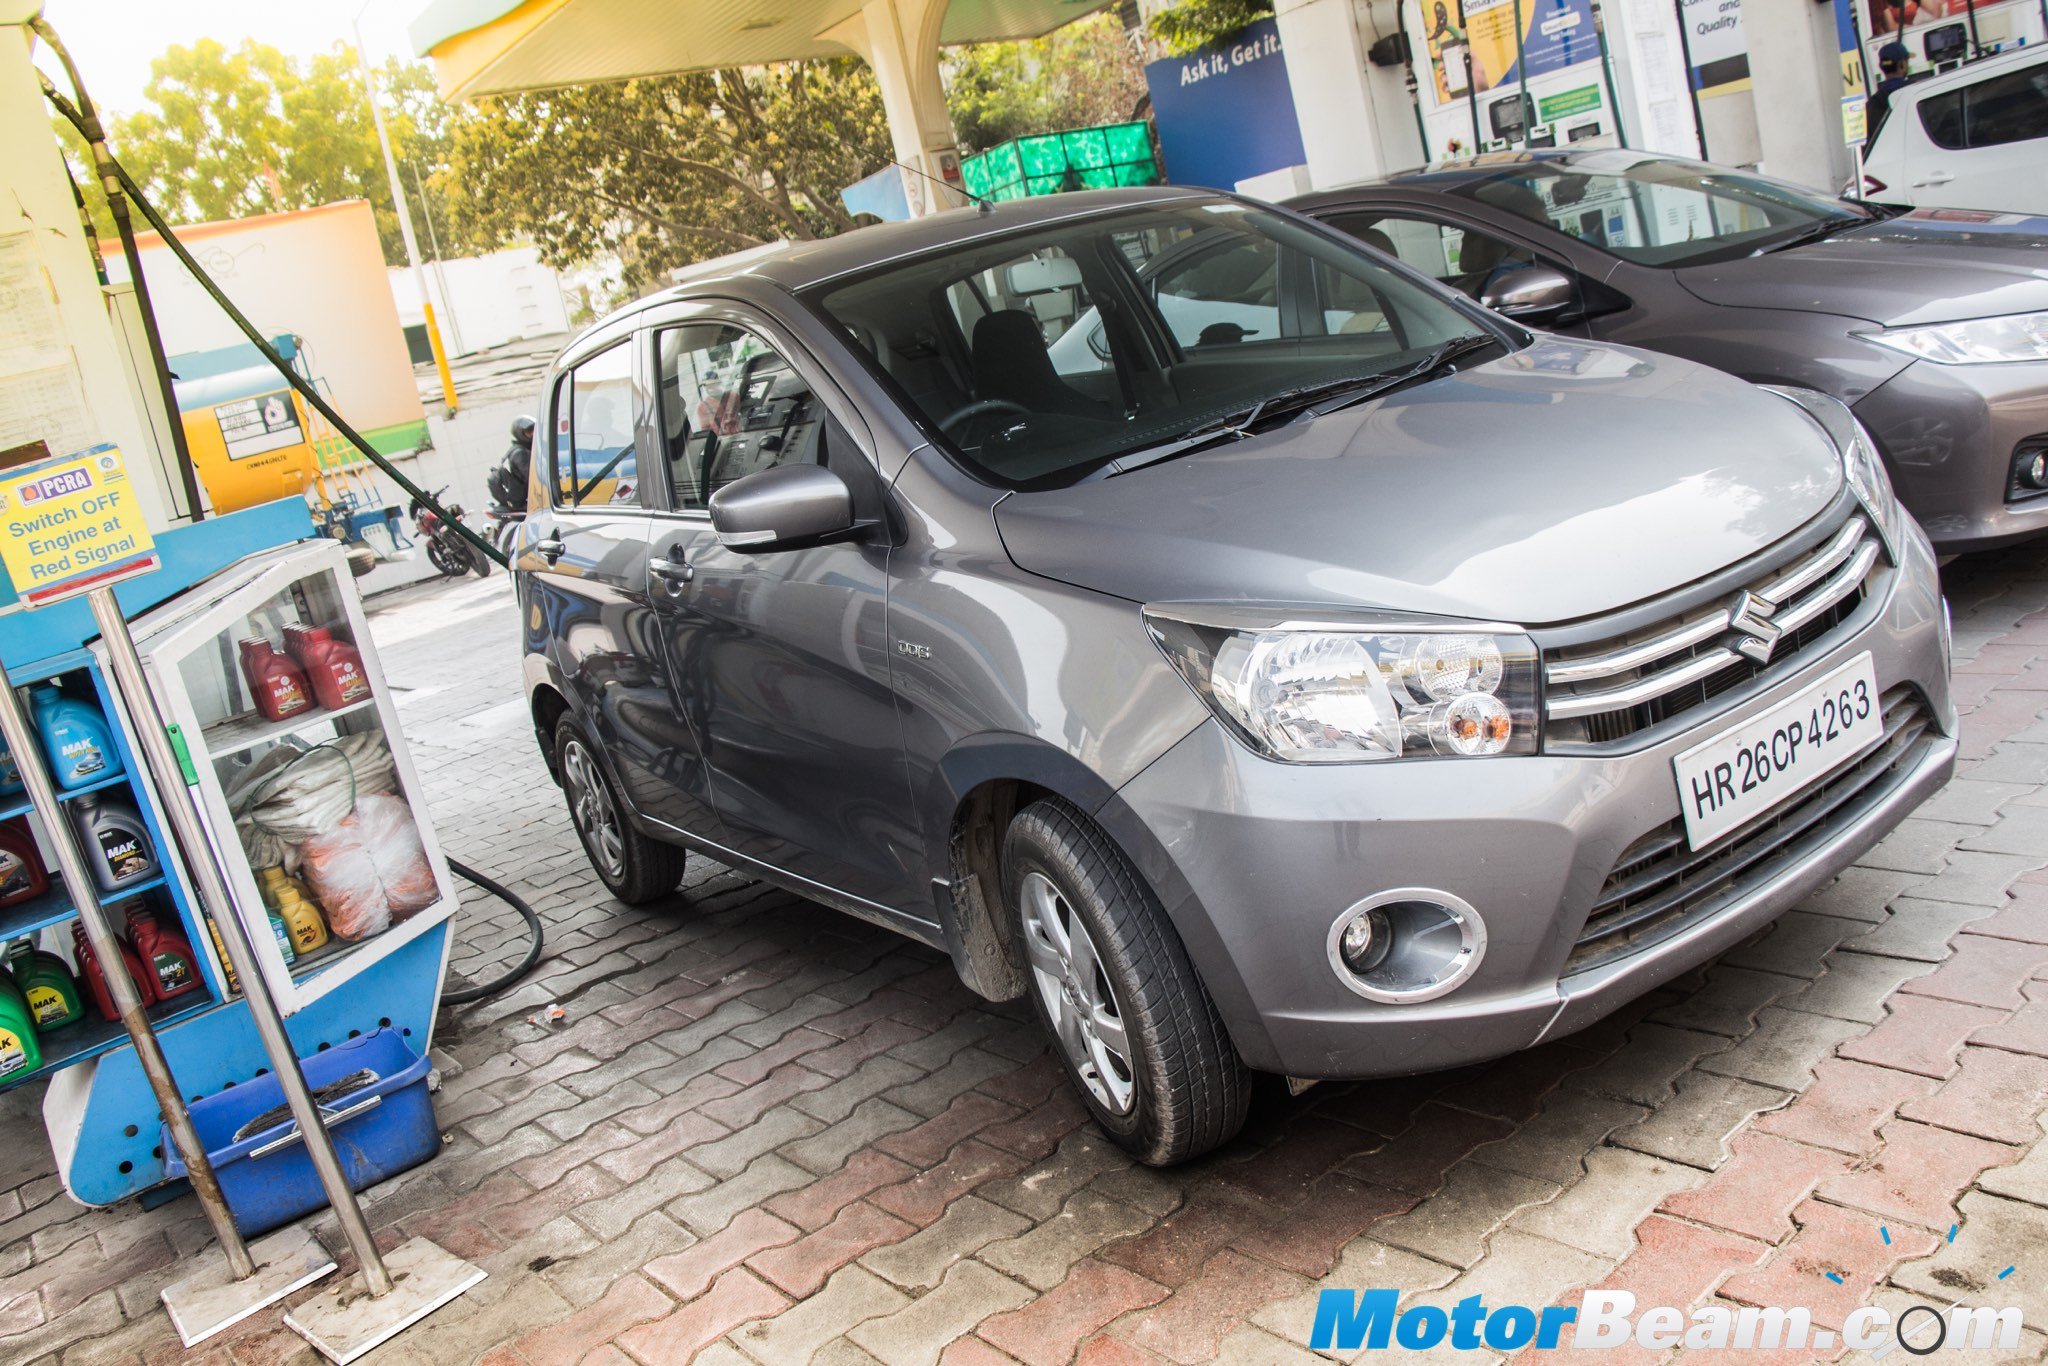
[1906,58,2048,212]
[525,324,717,830]
[639,302,921,914]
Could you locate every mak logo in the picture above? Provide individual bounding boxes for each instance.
[1727,588,1785,665]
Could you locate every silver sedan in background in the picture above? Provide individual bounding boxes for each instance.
[1289,151,2048,552]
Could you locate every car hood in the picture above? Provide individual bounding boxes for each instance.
[1675,209,2048,326]
[994,341,1843,626]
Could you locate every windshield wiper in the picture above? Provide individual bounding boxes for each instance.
[1295,333,1500,420]
[1096,336,1500,479]
[1753,215,1866,256]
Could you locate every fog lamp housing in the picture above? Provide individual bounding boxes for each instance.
[2008,438,2048,502]
[1326,890,1487,1004]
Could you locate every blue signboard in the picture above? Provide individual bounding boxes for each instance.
[1143,18,1307,190]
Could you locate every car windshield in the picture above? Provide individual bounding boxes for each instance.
[805,199,1497,489]
[1438,153,1873,268]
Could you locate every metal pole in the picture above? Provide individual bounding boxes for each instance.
[408,162,465,358]
[0,668,254,1280]
[87,589,395,1299]
[1591,0,1631,147]
[1509,0,1532,146]
[352,19,458,411]
[1670,0,1710,160]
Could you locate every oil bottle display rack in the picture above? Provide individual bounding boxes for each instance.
[0,502,455,1207]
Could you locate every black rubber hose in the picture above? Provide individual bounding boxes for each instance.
[442,858,546,1005]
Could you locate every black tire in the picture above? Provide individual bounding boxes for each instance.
[426,534,470,578]
[468,538,493,577]
[1003,798,1250,1165]
[554,716,687,904]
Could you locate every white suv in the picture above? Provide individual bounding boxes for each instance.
[1861,46,2048,215]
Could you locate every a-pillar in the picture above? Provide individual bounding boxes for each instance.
[821,0,964,216]
[1744,0,1853,193]
[1272,0,1424,190]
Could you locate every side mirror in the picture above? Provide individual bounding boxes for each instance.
[1481,267,1575,323]
[708,464,859,551]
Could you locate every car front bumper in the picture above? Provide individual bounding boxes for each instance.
[1113,524,1955,1080]
[1856,356,2048,552]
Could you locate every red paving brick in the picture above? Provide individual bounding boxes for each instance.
[1720,1198,1940,1330]
[1836,995,2008,1078]
[979,1091,1093,1161]
[615,1268,787,1362]
[977,1259,1171,1366]
[1972,981,2048,1056]
[1524,1217,1770,1366]
[1658,1130,1854,1243]
[1899,1046,2048,1143]
[1816,1119,2016,1227]
[765,1150,918,1231]
[1900,935,2048,1010]
[1751,1057,1937,1155]
[1225,1173,1416,1277]
[876,1092,1023,1167]
[869,1138,1032,1226]
[1097,1186,1274,1289]
[1209,1116,1378,1207]
[513,1274,672,1366]
[1116,1249,1305,1365]
[640,1207,800,1300]
[745,1200,914,1297]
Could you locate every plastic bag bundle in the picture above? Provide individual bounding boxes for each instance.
[300,793,437,941]
[231,735,396,873]
[227,734,434,940]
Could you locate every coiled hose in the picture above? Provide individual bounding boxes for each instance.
[442,859,546,1005]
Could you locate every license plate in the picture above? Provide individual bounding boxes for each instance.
[1673,653,1883,850]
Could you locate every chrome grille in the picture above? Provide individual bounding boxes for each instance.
[1543,516,1882,748]
[1566,687,1931,975]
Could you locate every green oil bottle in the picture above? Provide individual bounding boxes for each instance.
[8,940,81,1031]
[0,971,45,1079]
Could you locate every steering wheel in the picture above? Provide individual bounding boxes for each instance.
[939,398,1030,435]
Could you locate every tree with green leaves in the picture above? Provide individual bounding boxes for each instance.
[56,38,499,267]
[442,61,892,292]
[1148,0,1276,56]
[943,12,1149,154]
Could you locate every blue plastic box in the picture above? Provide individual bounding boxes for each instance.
[164,1028,439,1236]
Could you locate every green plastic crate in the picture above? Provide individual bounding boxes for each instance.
[958,121,1158,202]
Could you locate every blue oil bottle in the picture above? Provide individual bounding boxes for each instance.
[29,685,124,791]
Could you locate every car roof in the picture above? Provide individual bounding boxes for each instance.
[1895,43,2048,101]
[1287,148,1701,200]
[632,185,1213,300]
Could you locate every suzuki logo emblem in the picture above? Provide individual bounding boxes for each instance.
[1726,590,1784,665]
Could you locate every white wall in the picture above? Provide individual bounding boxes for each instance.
[388,246,573,356]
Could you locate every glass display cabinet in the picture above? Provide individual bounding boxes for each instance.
[102,538,456,1015]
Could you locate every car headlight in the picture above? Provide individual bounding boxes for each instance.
[1144,607,1539,763]
[1762,385,1906,561]
[1862,311,2048,365]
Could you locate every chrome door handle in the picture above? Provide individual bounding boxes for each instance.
[536,538,565,563]
[648,555,695,587]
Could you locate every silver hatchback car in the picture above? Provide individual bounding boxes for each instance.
[518,188,1955,1165]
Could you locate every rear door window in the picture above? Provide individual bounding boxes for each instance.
[1149,234,1283,349]
[1962,63,2048,147]
[553,342,641,509]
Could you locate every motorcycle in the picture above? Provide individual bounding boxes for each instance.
[410,487,491,578]
[484,503,526,559]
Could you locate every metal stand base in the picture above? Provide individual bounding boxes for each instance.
[283,1237,485,1363]
[161,1225,337,1346]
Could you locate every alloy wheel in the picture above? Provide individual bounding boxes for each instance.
[561,739,624,878]
[1020,869,1136,1114]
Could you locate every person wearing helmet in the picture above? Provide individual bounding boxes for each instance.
[489,415,536,512]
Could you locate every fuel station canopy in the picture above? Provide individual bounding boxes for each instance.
[411,0,1115,214]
